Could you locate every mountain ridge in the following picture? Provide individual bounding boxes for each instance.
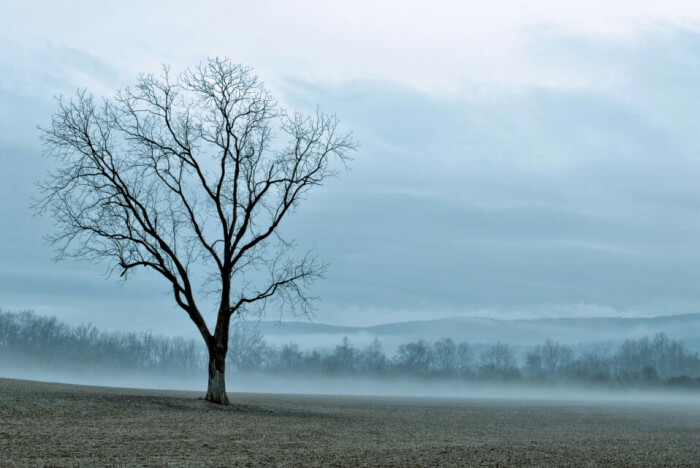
[253,312,700,332]
[242,313,700,350]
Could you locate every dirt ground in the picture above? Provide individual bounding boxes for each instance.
[0,378,699,467]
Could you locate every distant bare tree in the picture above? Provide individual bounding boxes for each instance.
[456,341,475,376]
[328,336,357,373]
[37,58,356,404]
[360,338,387,374]
[480,342,518,379]
[569,347,611,381]
[229,326,267,372]
[432,337,457,375]
[540,339,573,375]
[525,339,573,377]
[395,340,433,374]
[273,343,305,372]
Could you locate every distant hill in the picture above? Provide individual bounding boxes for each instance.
[244,314,700,352]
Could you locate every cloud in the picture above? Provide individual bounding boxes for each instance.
[0,11,699,332]
[2,1,700,92]
[277,29,700,319]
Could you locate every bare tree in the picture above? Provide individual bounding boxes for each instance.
[395,340,433,374]
[37,58,356,404]
[328,336,357,374]
[525,339,573,378]
[432,337,457,375]
[479,342,518,379]
[360,338,387,374]
[229,325,267,372]
[456,341,474,376]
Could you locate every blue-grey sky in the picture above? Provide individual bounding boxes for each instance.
[0,1,699,334]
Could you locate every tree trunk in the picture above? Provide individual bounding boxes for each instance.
[205,345,229,405]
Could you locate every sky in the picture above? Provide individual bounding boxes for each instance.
[0,1,699,334]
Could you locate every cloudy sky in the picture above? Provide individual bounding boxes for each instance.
[0,1,699,334]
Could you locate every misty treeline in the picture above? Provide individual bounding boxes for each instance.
[0,310,203,374]
[228,331,700,387]
[1,310,699,387]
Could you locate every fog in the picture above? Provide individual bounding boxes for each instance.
[2,309,698,405]
[4,363,700,407]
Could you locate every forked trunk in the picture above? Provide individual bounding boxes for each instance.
[205,346,229,405]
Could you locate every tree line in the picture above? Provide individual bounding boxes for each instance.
[229,330,700,386]
[1,310,699,387]
[0,310,203,373]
